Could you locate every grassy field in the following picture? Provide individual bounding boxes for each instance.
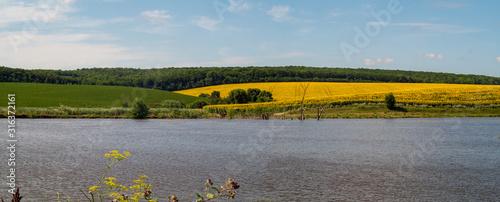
[0,82,200,108]
[175,82,500,110]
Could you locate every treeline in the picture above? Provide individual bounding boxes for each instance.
[1,66,499,91]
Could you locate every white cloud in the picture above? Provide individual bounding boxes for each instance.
[496,57,500,62]
[364,58,394,66]
[434,1,470,9]
[0,33,146,69]
[192,16,221,31]
[0,0,75,27]
[228,0,251,12]
[419,53,445,60]
[141,10,172,24]
[267,5,290,22]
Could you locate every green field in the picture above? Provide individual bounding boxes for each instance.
[0,82,201,108]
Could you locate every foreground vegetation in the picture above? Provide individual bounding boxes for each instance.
[2,66,499,91]
[3,151,240,201]
[55,151,238,202]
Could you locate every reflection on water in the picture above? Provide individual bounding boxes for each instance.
[1,118,499,201]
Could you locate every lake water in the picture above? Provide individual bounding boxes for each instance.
[1,118,499,201]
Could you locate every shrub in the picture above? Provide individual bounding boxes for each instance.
[161,100,186,108]
[208,91,222,104]
[199,93,210,98]
[131,98,150,119]
[189,100,209,109]
[210,91,221,99]
[385,93,396,110]
[210,98,222,105]
[227,89,249,104]
[247,88,261,102]
[256,90,273,102]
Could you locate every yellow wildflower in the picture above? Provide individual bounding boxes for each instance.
[88,185,100,193]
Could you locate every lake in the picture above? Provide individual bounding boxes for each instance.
[1,118,499,201]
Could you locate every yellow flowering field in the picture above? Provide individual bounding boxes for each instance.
[174,82,500,110]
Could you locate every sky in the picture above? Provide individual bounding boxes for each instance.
[0,0,499,76]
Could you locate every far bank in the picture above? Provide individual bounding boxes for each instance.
[2,103,499,119]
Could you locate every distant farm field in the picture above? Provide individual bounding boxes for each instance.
[175,82,500,110]
[0,82,200,108]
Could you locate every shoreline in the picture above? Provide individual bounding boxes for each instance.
[2,104,499,119]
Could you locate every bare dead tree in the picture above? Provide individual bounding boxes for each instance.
[299,83,310,120]
[317,107,325,120]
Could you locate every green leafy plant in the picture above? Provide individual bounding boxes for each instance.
[189,100,209,109]
[385,92,396,110]
[227,89,249,104]
[131,98,150,119]
[247,88,261,102]
[198,93,210,98]
[256,91,273,102]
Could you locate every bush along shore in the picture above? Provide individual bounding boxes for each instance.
[2,102,500,119]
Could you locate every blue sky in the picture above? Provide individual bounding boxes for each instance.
[1,0,499,76]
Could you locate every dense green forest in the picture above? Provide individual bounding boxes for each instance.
[1,66,499,91]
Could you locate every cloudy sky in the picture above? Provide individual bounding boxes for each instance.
[1,0,499,76]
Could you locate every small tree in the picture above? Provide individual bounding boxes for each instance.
[199,93,210,98]
[385,93,396,110]
[209,91,222,105]
[189,100,209,109]
[210,91,221,99]
[256,90,273,102]
[131,98,150,119]
[247,88,261,102]
[227,89,249,104]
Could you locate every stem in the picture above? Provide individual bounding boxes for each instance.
[79,189,91,202]
[96,159,117,202]
[97,165,111,189]
[204,187,232,201]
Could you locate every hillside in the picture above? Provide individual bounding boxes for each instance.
[0,83,200,108]
[1,66,499,92]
